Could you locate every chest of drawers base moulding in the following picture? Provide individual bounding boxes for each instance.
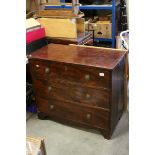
[29,43,127,139]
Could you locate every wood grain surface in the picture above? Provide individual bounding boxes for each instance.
[33,78,110,109]
[29,44,126,69]
[29,44,127,139]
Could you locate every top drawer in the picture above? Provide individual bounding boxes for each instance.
[29,60,111,90]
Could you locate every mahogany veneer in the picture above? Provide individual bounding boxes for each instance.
[29,44,126,139]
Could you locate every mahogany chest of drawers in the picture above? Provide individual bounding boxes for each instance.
[28,44,126,139]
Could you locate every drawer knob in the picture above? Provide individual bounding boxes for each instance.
[85,74,90,80]
[50,105,54,109]
[45,67,50,74]
[86,113,91,119]
[36,64,39,68]
[86,94,91,99]
[48,86,52,92]
[64,66,68,71]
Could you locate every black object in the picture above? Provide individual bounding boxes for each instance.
[120,0,127,31]
[26,37,48,111]
[26,37,48,83]
[26,82,37,113]
[65,0,111,5]
[26,83,34,106]
[26,37,48,55]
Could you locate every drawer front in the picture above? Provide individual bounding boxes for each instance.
[50,62,111,89]
[29,59,51,78]
[30,60,111,89]
[33,79,110,109]
[36,97,110,130]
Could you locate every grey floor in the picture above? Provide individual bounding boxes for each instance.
[26,111,129,155]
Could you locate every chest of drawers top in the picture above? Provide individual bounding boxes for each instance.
[29,44,126,70]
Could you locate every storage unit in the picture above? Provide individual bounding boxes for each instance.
[86,21,112,39]
[28,44,127,139]
[44,0,118,47]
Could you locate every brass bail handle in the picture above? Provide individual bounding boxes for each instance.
[45,67,50,74]
[86,113,91,119]
[85,74,90,80]
[86,94,91,99]
[48,86,52,92]
[50,105,54,110]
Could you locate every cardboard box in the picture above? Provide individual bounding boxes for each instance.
[99,14,112,21]
[86,21,112,39]
[26,18,41,32]
[45,0,61,5]
[48,0,60,3]
[37,18,85,38]
[36,9,84,18]
[26,136,46,155]
[26,0,40,12]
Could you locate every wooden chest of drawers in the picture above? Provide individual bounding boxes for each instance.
[28,44,127,139]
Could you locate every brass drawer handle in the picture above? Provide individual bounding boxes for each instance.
[36,64,39,68]
[45,67,50,74]
[48,86,52,92]
[85,74,90,80]
[86,113,91,119]
[86,94,91,99]
[64,66,68,71]
[50,105,54,110]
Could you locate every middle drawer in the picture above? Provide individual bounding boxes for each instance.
[33,79,110,109]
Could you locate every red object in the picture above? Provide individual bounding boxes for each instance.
[26,27,45,44]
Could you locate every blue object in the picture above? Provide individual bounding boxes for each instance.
[45,0,116,48]
[112,0,116,48]
[94,38,112,42]
[26,103,37,113]
[60,0,65,3]
[45,5,112,10]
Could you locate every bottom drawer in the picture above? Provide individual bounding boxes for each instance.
[36,97,110,130]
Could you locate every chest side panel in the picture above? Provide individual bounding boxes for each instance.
[110,57,125,134]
